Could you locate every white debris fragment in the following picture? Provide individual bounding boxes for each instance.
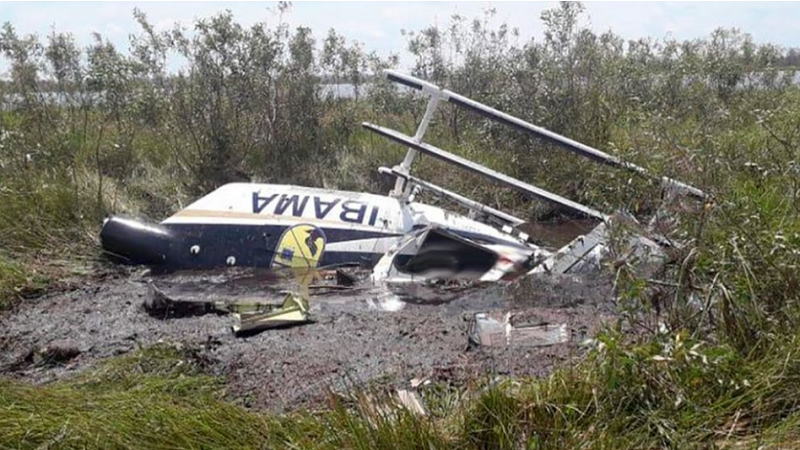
[410,377,430,388]
[469,313,570,347]
[396,389,426,416]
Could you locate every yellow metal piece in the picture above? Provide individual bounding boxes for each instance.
[232,292,310,335]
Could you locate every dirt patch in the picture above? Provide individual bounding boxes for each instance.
[0,269,615,413]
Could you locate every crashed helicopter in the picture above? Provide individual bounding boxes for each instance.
[100,70,705,287]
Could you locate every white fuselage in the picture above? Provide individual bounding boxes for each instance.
[161,183,535,264]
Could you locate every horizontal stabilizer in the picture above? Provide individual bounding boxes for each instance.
[364,123,608,221]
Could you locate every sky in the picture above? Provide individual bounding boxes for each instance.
[2,1,800,75]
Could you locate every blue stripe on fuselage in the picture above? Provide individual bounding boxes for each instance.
[156,223,401,270]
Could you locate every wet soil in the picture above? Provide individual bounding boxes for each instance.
[0,268,615,413]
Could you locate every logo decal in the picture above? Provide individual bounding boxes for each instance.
[271,224,326,269]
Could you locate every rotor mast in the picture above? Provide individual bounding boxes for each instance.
[390,78,446,199]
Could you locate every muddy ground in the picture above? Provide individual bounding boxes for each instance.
[0,268,615,413]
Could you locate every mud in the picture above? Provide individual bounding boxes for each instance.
[0,268,615,413]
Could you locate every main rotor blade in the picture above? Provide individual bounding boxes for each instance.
[380,166,526,227]
[384,69,706,200]
[363,123,608,221]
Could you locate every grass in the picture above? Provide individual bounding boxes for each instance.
[0,254,48,310]
[0,126,185,311]
[3,332,800,450]
[0,346,273,449]
[0,344,451,449]
[0,256,26,310]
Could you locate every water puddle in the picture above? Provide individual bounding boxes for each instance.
[146,266,527,315]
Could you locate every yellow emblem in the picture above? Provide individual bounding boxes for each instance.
[271,224,326,269]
